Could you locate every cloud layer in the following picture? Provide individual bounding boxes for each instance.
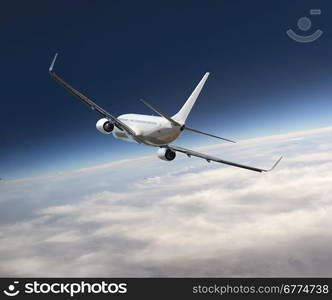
[1,126,332,276]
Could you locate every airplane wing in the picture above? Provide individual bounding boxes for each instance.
[48,53,139,140]
[167,145,282,173]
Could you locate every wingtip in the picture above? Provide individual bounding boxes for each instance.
[267,156,283,172]
[49,53,58,73]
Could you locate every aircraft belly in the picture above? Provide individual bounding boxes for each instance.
[112,118,181,146]
[141,127,181,146]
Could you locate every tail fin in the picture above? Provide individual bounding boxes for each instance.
[172,72,209,124]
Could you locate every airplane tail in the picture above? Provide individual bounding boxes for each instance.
[172,72,209,124]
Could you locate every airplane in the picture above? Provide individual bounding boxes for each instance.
[49,53,282,173]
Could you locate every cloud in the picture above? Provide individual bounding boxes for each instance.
[0,126,332,276]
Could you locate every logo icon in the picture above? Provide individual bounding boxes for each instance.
[3,281,20,297]
[286,9,323,43]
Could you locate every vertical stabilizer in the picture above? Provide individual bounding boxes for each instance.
[172,72,209,124]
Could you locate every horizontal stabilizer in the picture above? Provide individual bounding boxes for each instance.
[184,126,236,143]
[140,99,235,143]
[140,99,181,126]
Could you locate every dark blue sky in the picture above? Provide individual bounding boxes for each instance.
[1,0,332,179]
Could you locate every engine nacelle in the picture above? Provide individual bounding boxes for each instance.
[158,148,176,161]
[96,118,114,134]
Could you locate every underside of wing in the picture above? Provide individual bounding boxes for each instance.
[48,53,140,141]
[167,145,282,173]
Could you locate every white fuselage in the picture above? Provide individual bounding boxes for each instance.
[112,113,182,146]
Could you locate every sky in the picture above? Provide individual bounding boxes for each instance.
[1,1,332,277]
[1,0,332,179]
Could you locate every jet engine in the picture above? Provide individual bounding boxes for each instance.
[158,148,176,161]
[96,118,114,134]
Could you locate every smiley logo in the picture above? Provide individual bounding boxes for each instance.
[3,281,20,297]
[287,9,323,43]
